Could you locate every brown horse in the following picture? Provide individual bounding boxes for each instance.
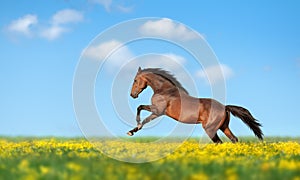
[127,67,263,143]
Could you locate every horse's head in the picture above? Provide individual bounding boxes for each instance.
[130,67,147,99]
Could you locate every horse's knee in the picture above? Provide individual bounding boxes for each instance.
[137,105,143,112]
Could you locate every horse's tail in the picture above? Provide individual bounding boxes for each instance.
[226,105,263,140]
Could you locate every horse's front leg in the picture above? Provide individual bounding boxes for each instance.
[136,105,152,127]
[127,113,158,136]
[127,105,153,136]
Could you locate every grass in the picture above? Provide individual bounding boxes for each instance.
[0,136,299,180]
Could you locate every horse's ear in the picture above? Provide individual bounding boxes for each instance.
[138,67,142,73]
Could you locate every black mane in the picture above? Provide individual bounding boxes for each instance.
[141,68,189,94]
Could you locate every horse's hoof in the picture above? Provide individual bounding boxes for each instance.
[127,131,133,136]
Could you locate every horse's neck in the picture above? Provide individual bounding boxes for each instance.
[146,74,176,94]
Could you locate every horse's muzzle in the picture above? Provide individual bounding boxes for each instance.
[130,93,138,99]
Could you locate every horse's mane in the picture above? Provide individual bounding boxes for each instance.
[141,68,189,94]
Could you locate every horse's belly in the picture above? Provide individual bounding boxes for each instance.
[166,102,200,124]
[178,107,200,124]
[178,117,200,124]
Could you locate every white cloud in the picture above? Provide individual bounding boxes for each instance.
[6,14,38,36]
[5,9,83,41]
[89,0,134,13]
[90,0,112,11]
[51,9,84,25]
[83,41,188,74]
[40,9,83,40]
[40,25,68,40]
[116,5,134,13]
[139,18,200,41]
[83,40,123,60]
[140,53,186,71]
[196,64,233,84]
[83,40,134,67]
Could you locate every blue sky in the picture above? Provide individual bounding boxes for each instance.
[0,1,299,138]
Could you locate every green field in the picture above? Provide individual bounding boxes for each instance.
[0,137,299,180]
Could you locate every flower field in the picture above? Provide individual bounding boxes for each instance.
[0,137,299,180]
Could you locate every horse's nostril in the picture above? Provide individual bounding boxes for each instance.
[130,93,136,98]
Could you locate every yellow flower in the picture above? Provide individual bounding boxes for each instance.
[189,172,209,180]
[225,168,238,180]
[18,159,29,170]
[66,162,82,172]
[39,165,50,175]
[278,160,300,170]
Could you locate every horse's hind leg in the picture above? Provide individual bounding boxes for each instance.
[220,112,238,143]
[211,133,222,144]
[203,127,222,144]
[220,125,238,143]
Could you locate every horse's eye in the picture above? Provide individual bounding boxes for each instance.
[134,80,137,83]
